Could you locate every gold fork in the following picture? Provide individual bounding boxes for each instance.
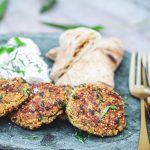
[129,52,150,150]
[142,53,150,118]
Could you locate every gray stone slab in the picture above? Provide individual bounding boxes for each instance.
[0,34,149,150]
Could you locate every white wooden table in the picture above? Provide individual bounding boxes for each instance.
[0,0,150,52]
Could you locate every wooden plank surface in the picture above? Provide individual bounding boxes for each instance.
[0,0,150,52]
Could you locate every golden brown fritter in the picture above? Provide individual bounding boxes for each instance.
[10,83,67,130]
[66,84,126,137]
[0,78,30,117]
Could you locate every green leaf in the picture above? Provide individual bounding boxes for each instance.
[0,46,5,54]
[23,135,39,140]
[34,64,43,73]
[16,69,25,75]
[0,46,15,55]
[40,0,57,13]
[99,105,118,120]
[6,47,15,53]
[14,37,26,47]
[94,87,103,101]
[74,129,90,143]
[23,88,28,96]
[0,0,9,21]
[0,95,3,100]
[43,22,105,31]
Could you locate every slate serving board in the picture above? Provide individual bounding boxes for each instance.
[0,34,149,150]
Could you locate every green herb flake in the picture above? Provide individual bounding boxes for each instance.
[74,129,90,143]
[16,69,25,76]
[0,95,3,100]
[99,105,118,120]
[78,83,86,88]
[23,88,28,96]
[0,47,5,54]
[95,99,100,105]
[23,135,39,140]
[94,87,103,101]
[19,59,25,66]
[35,64,42,73]
[0,46,15,55]
[14,37,26,47]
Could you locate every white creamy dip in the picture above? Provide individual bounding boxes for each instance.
[0,37,51,84]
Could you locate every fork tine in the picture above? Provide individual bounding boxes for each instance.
[136,52,141,85]
[129,52,135,90]
[142,53,147,86]
[148,53,150,85]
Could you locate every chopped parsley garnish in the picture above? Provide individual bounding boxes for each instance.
[19,59,25,66]
[95,99,100,105]
[23,88,28,96]
[74,129,90,143]
[70,89,76,99]
[35,64,43,73]
[1,65,25,76]
[94,87,103,101]
[16,69,25,75]
[0,46,15,54]
[0,37,25,56]
[0,95,3,100]
[99,105,118,120]
[78,83,86,88]
[14,37,26,47]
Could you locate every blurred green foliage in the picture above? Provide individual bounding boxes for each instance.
[0,0,9,21]
[43,22,105,31]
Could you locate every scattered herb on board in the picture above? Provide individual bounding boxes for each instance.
[124,102,129,108]
[43,22,105,31]
[14,37,26,47]
[23,135,39,140]
[74,129,90,143]
[0,0,9,21]
[40,0,57,13]
[99,105,118,120]
[23,88,28,96]
[0,95,3,100]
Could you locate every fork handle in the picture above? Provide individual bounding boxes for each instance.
[138,99,150,150]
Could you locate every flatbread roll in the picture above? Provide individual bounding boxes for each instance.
[46,27,123,87]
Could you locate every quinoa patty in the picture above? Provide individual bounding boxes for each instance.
[66,84,126,137]
[10,83,67,130]
[0,78,30,117]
